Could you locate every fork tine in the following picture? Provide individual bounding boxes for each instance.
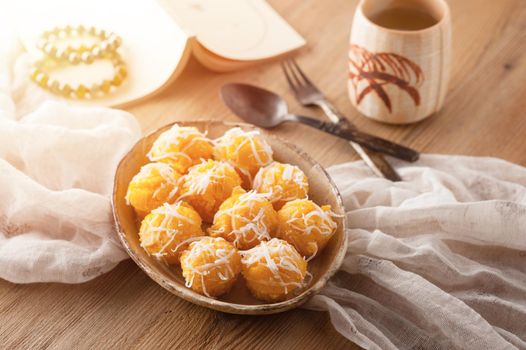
[280,61,298,93]
[284,59,303,88]
[289,58,315,87]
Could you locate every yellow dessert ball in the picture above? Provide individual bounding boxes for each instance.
[253,162,309,210]
[139,201,204,264]
[277,199,338,259]
[179,159,242,223]
[181,237,242,298]
[241,238,307,302]
[213,127,273,187]
[125,162,182,217]
[209,186,278,250]
[147,124,213,173]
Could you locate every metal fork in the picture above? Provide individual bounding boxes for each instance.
[281,58,402,181]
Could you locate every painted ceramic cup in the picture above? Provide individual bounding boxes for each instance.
[348,0,451,124]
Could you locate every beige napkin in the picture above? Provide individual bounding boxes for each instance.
[306,156,526,349]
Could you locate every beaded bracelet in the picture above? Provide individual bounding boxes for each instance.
[31,25,127,99]
[30,53,128,99]
[36,25,122,65]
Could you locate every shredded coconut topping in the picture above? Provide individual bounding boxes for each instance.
[214,128,273,183]
[285,200,338,238]
[147,124,212,162]
[140,202,198,260]
[125,162,181,205]
[211,190,274,247]
[181,237,238,298]
[253,162,308,203]
[241,238,307,294]
[181,160,235,196]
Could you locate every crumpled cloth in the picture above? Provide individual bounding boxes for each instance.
[0,20,141,283]
[305,156,526,350]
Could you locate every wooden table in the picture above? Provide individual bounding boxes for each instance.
[1,0,525,348]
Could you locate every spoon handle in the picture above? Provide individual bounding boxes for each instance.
[292,115,419,162]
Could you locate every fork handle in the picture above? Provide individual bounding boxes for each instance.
[316,100,349,125]
[291,115,419,162]
[313,100,403,180]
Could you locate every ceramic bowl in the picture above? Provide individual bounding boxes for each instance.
[112,120,347,315]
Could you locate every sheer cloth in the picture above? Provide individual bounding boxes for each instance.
[305,156,526,349]
[0,22,141,283]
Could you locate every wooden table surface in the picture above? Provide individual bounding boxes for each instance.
[1,0,525,349]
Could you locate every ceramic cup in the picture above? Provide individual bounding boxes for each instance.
[348,0,451,124]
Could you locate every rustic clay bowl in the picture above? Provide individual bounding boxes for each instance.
[112,120,347,315]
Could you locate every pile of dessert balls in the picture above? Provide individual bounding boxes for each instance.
[126,125,339,302]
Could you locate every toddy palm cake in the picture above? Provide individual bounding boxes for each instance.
[147,124,214,173]
[181,237,242,298]
[241,238,308,302]
[138,201,203,264]
[253,161,309,210]
[125,162,182,218]
[209,187,278,250]
[213,127,273,187]
[179,159,242,223]
[277,199,338,259]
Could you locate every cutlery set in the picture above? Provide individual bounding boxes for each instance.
[221,59,420,180]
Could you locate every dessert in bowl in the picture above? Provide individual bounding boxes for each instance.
[112,120,347,314]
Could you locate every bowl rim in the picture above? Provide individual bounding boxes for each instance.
[112,120,348,315]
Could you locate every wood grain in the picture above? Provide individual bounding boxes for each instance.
[1,0,525,349]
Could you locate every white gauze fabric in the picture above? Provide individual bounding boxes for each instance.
[0,21,142,283]
[305,156,526,350]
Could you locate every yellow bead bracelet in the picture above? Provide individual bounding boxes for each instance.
[36,25,122,65]
[30,52,127,99]
[30,25,126,99]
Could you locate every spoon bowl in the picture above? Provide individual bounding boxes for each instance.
[221,83,288,128]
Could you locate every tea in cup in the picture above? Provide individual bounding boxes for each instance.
[349,0,452,124]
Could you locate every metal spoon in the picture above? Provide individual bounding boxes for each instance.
[220,83,419,162]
